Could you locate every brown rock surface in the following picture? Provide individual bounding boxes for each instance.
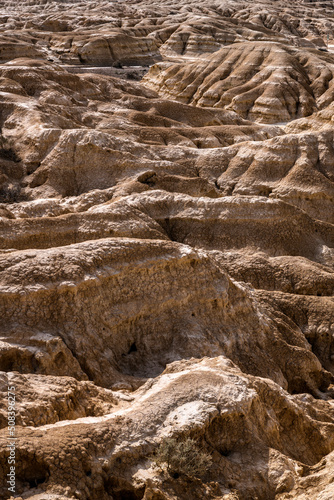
[0,1,334,499]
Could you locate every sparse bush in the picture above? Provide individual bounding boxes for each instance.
[153,437,212,479]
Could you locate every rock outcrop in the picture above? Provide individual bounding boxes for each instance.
[0,1,334,499]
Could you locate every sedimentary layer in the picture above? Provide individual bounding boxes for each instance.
[0,1,334,499]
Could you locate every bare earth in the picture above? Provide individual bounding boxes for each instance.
[0,0,334,499]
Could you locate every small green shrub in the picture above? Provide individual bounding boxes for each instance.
[153,437,212,479]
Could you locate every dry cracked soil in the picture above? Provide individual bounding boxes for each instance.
[0,0,334,499]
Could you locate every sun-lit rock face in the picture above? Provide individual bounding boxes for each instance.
[0,1,334,499]
[144,42,334,123]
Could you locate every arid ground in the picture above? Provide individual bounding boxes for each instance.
[0,0,334,499]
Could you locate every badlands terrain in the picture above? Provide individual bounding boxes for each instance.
[0,0,334,498]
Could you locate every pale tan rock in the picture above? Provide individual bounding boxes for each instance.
[0,357,333,499]
[143,41,334,123]
[0,372,119,428]
[0,1,333,500]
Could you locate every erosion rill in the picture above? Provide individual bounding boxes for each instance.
[0,0,334,499]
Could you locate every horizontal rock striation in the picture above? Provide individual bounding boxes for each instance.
[0,1,334,500]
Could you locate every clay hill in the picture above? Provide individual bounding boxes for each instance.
[0,0,334,499]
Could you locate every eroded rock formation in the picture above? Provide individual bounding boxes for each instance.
[0,0,334,499]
